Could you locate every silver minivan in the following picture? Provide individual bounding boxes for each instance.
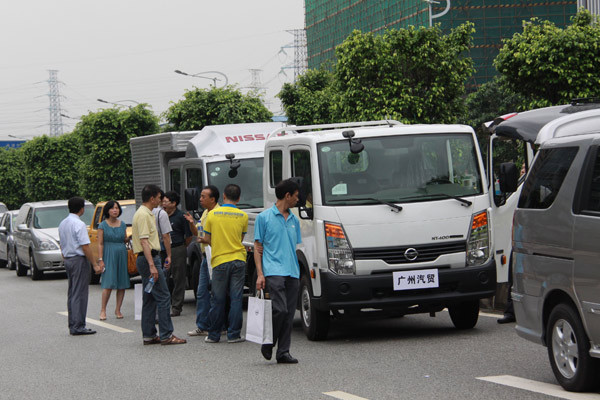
[14,200,93,280]
[509,104,600,392]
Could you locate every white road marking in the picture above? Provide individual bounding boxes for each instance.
[477,375,600,399]
[57,311,134,333]
[323,391,369,400]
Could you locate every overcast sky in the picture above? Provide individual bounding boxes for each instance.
[0,0,305,139]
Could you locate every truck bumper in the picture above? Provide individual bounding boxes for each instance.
[313,259,496,312]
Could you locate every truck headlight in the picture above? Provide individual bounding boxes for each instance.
[39,240,59,251]
[324,222,355,275]
[466,210,490,266]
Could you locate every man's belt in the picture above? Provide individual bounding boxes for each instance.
[171,242,185,248]
[137,249,159,257]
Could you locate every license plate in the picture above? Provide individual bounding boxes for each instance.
[393,269,439,291]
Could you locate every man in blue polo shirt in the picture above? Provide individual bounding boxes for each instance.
[254,179,302,364]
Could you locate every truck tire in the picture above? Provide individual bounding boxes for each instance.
[546,303,600,392]
[90,262,100,285]
[300,274,330,341]
[30,253,43,281]
[448,300,479,330]
[16,255,27,276]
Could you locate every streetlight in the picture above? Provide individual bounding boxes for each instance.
[174,69,229,88]
[97,98,140,108]
[424,0,451,27]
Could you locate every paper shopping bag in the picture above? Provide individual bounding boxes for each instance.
[134,283,142,320]
[245,290,273,344]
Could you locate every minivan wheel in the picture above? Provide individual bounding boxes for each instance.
[300,274,330,341]
[30,253,43,280]
[547,304,600,392]
[7,246,16,270]
[448,300,479,330]
[16,256,27,276]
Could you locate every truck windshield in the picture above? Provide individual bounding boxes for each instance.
[33,205,94,229]
[207,158,264,209]
[318,133,482,206]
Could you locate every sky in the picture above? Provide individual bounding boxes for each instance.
[0,0,305,139]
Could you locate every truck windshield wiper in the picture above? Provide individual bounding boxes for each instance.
[395,193,473,207]
[328,197,402,213]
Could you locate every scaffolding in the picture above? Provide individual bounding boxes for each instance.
[305,0,578,87]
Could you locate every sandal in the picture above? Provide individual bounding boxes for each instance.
[99,312,107,321]
[115,312,123,319]
[143,336,161,345]
[161,335,187,345]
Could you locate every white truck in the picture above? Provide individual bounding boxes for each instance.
[244,120,502,340]
[129,122,284,293]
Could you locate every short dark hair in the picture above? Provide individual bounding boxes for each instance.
[224,184,241,202]
[68,197,85,214]
[164,190,180,206]
[102,200,122,219]
[203,185,220,202]
[275,179,300,200]
[158,189,165,200]
[142,185,161,203]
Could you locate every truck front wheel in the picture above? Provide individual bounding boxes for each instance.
[300,275,330,341]
[448,300,479,330]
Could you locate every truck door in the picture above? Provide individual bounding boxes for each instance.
[169,167,182,195]
[291,147,313,208]
[185,166,203,210]
[573,142,600,345]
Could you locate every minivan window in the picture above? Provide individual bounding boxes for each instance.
[579,147,600,213]
[518,147,578,209]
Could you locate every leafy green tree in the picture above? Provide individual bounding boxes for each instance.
[332,23,475,123]
[20,134,80,202]
[495,9,600,108]
[164,86,272,131]
[0,147,26,209]
[278,69,335,125]
[73,105,159,203]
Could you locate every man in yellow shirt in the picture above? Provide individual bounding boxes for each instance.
[132,184,186,346]
[200,184,248,343]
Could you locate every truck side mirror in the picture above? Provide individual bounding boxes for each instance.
[184,188,200,212]
[499,162,519,193]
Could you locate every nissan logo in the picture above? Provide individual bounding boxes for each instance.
[404,248,418,261]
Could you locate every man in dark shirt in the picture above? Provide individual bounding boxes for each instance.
[163,191,197,316]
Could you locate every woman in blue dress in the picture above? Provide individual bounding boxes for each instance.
[98,201,130,320]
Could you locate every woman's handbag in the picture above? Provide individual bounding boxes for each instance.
[126,242,138,275]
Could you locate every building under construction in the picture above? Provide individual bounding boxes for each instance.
[305,0,598,88]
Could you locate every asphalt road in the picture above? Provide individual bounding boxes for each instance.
[1,267,599,400]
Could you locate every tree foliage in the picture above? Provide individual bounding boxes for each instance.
[495,9,600,108]
[73,105,159,203]
[0,148,26,209]
[164,86,273,131]
[278,69,335,125]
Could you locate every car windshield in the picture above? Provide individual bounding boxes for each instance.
[207,158,264,209]
[119,204,136,226]
[318,133,483,206]
[33,205,94,228]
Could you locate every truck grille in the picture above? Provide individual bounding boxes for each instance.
[353,241,466,264]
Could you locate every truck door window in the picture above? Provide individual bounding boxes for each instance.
[491,137,527,206]
[170,168,181,194]
[518,147,578,209]
[207,158,264,209]
[291,150,312,206]
[270,150,283,188]
[186,168,203,191]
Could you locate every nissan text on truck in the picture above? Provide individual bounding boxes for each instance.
[130,122,284,294]
[244,120,501,341]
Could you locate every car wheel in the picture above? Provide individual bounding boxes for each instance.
[448,300,479,330]
[16,255,27,276]
[7,246,16,270]
[300,274,330,341]
[90,262,100,285]
[0,245,7,268]
[30,253,43,280]
[546,303,600,392]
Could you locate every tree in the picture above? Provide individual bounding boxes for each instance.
[73,105,159,203]
[495,9,600,108]
[332,23,475,123]
[164,86,272,131]
[278,69,335,125]
[0,147,26,209]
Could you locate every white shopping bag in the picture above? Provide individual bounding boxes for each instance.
[134,283,143,320]
[245,290,273,345]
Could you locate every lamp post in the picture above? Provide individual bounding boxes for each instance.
[174,69,229,88]
[97,98,140,109]
[424,0,451,27]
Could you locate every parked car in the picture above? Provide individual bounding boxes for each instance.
[0,210,19,270]
[509,104,600,392]
[88,199,137,284]
[14,200,94,280]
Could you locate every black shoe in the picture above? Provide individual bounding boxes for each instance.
[261,344,273,360]
[170,310,181,317]
[497,314,516,324]
[71,328,96,335]
[276,353,298,364]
